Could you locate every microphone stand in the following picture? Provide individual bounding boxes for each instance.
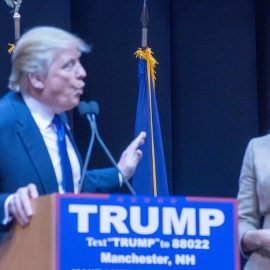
[78,114,96,193]
[87,114,136,195]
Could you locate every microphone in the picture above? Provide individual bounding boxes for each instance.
[77,101,99,193]
[78,100,136,195]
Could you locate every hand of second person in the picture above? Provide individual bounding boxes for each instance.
[258,229,270,254]
[117,131,146,180]
[8,183,39,226]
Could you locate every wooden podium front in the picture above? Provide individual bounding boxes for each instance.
[0,195,56,270]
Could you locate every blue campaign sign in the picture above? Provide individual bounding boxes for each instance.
[55,194,239,270]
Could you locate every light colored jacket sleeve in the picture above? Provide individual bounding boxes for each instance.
[238,139,260,257]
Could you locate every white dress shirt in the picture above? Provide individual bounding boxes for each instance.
[22,92,81,194]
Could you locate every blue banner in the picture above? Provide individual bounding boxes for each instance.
[56,194,239,270]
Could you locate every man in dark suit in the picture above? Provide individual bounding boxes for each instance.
[0,26,146,229]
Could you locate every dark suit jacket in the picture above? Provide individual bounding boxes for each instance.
[0,92,119,224]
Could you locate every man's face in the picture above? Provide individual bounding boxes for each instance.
[38,48,86,113]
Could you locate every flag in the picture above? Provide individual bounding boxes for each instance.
[133,48,169,196]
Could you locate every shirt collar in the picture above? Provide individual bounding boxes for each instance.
[22,92,55,132]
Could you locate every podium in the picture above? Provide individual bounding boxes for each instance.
[0,193,240,270]
[0,195,56,270]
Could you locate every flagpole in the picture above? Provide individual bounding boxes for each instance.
[4,0,23,53]
[12,0,22,44]
[141,0,149,49]
[140,0,158,195]
[13,0,22,42]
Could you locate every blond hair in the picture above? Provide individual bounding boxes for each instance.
[8,26,90,92]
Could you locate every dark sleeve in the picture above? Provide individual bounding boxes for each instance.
[81,167,121,193]
[0,193,13,232]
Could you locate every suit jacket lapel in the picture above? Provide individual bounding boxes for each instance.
[12,93,59,194]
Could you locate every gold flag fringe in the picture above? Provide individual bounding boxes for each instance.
[134,47,158,90]
[8,43,15,54]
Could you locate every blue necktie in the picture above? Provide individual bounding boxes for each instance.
[53,115,74,192]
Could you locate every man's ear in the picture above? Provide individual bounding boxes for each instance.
[28,73,45,90]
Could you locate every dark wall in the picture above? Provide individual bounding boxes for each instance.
[256,0,270,134]
[170,0,258,197]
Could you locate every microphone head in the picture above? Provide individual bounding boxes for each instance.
[77,101,90,117]
[77,100,100,117]
[88,101,99,116]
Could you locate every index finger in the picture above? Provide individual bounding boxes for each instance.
[27,183,39,199]
[17,187,34,217]
[128,131,146,151]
